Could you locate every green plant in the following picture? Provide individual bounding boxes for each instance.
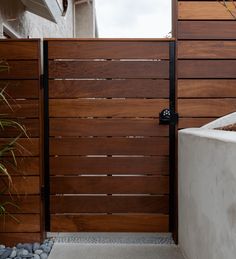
[0,61,28,222]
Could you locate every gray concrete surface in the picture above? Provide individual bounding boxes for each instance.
[48,243,185,259]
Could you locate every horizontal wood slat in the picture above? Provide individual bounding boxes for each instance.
[48,41,170,59]
[0,61,39,79]
[0,214,40,232]
[178,60,236,78]
[0,119,39,137]
[178,21,236,40]
[49,79,169,98]
[0,233,41,246]
[50,118,168,137]
[178,41,236,59]
[0,176,40,194]
[50,176,169,194]
[51,195,169,214]
[178,1,236,20]
[51,214,169,232]
[178,79,236,98]
[4,157,39,176]
[179,99,236,117]
[50,156,169,175]
[49,99,169,118]
[0,138,39,156]
[50,137,169,156]
[0,196,40,213]
[0,100,39,118]
[178,118,214,129]
[49,61,169,79]
[0,41,39,60]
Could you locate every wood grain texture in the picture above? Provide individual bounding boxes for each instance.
[50,195,169,213]
[0,41,39,59]
[0,233,40,246]
[178,79,236,98]
[0,61,39,79]
[178,21,236,40]
[49,60,169,79]
[179,99,236,117]
[0,176,40,194]
[0,100,39,118]
[49,99,169,118]
[178,60,236,78]
[178,1,236,20]
[178,41,236,59]
[178,118,214,129]
[50,176,169,194]
[51,214,169,232]
[50,156,169,175]
[48,41,170,59]
[50,118,168,137]
[50,137,169,156]
[0,214,40,232]
[0,196,40,213]
[0,80,39,98]
[49,79,169,98]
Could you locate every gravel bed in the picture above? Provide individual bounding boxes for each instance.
[0,239,54,259]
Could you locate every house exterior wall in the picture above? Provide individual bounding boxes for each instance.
[0,0,74,38]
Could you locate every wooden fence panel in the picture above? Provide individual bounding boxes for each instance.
[0,40,42,246]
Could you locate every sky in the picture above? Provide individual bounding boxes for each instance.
[95,0,172,38]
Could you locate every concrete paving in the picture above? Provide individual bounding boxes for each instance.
[48,243,185,259]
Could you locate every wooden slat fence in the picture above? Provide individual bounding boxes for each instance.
[0,40,42,245]
[47,39,172,232]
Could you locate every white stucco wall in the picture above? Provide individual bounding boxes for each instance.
[0,0,74,38]
[179,128,236,259]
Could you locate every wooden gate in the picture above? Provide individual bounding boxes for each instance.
[44,39,177,232]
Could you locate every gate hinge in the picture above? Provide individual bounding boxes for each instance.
[40,75,44,89]
[159,109,179,125]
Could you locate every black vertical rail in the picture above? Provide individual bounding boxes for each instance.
[43,40,50,231]
[169,41,177,240]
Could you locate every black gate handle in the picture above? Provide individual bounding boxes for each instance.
[159,109,179,125]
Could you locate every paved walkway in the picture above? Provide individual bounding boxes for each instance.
[48,243,185,259]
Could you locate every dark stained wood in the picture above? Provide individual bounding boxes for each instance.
[48,41,170,59]
[0,61,39,79]
[0,176,40,194]
[50,176,169,194]
[179,99,236,117]
[50,137,169,156]
[0,138,39,156]
[178,21,236,40]
[0,233,40,246]
[178,41,236,59]
[178,79,236,98]
[0,80,39,99]
[178,1,236,20]
[0,100,39,118]
[178,118,214,129]
[49,79,169,98]
[0,41,39,59]
[0,196,40,213]
[178,60,236,79]
[50,156,169,175]
[0,119,39,137]
[50,195,169,214]
[51,214,169,232]
[49,60,169,79]
[4,157,40,176]
[49,99,169,118]
[50,118,168,137]
[0,214,40,232]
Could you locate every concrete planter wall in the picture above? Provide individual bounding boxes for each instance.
[178,113,236,259]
